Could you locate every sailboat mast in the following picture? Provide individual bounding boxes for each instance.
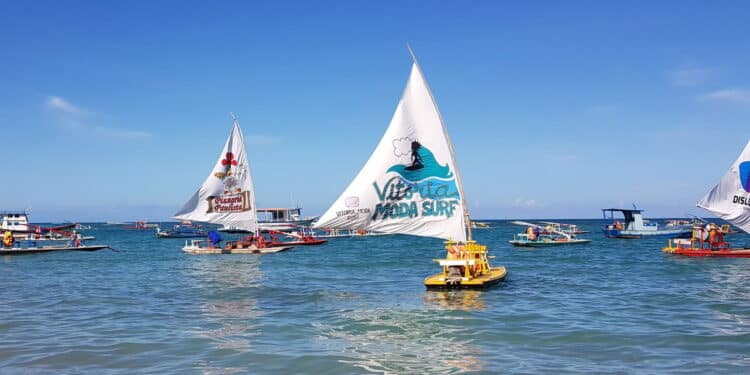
[407,46,473,242]
[230,113,259,234]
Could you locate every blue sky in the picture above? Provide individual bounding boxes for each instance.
[2,1,750,221]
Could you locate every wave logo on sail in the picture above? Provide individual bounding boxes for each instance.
[740,161,750,192]
[372,139,460,220]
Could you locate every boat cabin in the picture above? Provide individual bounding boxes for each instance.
[1,212,31,232]
[257,208,302,223]
[602,208,657,231]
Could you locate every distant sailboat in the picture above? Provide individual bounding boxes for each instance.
[174,115,293,254]
[663,140,750,257]
[313,49,506,288]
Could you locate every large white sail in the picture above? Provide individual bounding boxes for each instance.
[697,140,750,233]
[314,61,468,242]
[173,118,258,233]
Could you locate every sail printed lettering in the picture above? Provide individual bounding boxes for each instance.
[733,195,750,207]
[207,191,251,213]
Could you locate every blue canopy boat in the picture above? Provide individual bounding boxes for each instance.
[602,208,692,239]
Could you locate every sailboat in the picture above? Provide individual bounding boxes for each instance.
[313,50,507,288]
[173,115,294,254]
[663,140,750,257]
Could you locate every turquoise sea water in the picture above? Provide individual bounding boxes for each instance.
[2,220,750,374]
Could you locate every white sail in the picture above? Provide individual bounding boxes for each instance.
[697,140,750,233]
[173,118,258,233]
[314,61,468,242]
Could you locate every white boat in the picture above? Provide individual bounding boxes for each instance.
[173,114,293,254]
[218,207,316,232]
[313,48,506,289]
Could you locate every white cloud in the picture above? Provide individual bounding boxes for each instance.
[670,67,715,87]
[93,126,152,139]
[46,96,153,139]
[512,198,542,209]
[699,89,750,104]
[47,96,82,114]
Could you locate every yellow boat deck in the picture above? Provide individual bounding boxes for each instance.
[424,240,507,289]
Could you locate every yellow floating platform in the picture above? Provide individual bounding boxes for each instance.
[424,266,507,289]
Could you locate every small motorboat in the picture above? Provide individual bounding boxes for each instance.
[602,208,692,239]
[265,229,327,246]
[156,221,207,238]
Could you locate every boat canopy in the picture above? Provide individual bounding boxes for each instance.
[602,208,644,221]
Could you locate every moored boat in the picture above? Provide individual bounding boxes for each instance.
[123,221,159,230]
[602,208,692,239]
[1,244,109,255]
[265,229,328,246]
[509,221,591,247]
[156,221,208,238]
[312,48,506,289]
[1,211,77,235]
[663,141,750,257]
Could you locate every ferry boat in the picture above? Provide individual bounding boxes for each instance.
[218,207,316,233]
[602,208,692,239]
[1,211,77,235]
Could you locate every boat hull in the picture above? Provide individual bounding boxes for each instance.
[424,267,507,290]
[603,228,692,239]
[267,239,327,246]
[0,245,108,254]
[663,247,750,257]
[509,239,591,247]
[157,232,207,238]
[182,245,293,254]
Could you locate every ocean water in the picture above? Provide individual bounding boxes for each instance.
[2,220,750,374]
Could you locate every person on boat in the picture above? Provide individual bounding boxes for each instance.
[707,223,725,249]
[446,243,468,276]
[614,221,624,230]
[526,226,536,241]
[3,231,14,248]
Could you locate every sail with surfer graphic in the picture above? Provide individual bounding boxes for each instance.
[313,58,467,241]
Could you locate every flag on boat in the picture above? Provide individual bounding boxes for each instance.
[314,62,468,242]
[173,119,259,233]
[697,140,750,233]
